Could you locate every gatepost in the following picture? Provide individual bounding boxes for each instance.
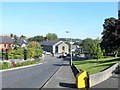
[2,49,3,60]
[5,49,8,60]
[24,49,27,60]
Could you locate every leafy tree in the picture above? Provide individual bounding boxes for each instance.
[81,38,103,59]
[20,35,26,39]
[101,17,120,57]
[28,41,39,48]
[28,41,43,58]
[28,48,35,58]
[13,35,19,46]
[46,33,58,41]
[28,35,45,43]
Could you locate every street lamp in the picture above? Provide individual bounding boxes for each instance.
[66,31,74,66]
[70,40,74,66]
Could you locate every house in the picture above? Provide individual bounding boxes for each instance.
[41,40,69,54]
[72,45,80,52]
[0,36,13,51]
[19,39,27,48]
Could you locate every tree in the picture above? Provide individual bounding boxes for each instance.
[81,38,103,59]
[28,41,39,49]
[13,35,19,45]
[46,33,58,41]
[20,35,26,39]
[28,35,45,43]
[28,41,43,58]
[101,17,120,57]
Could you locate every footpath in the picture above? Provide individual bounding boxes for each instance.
[42,60,76,88]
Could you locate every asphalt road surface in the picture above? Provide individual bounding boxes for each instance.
[2,55,64,88]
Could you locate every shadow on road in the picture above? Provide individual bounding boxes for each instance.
[52,63,70,66]
[59,82,76,88]
[52,64,62,66]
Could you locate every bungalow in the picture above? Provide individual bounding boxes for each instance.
[0,36,13,51]
[41,40,69,54]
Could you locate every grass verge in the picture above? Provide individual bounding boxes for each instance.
[73,57,120,74]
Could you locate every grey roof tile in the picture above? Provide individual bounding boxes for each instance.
[0,36,13,44]
[41,41,58,46]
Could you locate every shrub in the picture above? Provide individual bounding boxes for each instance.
[16,62,21,67]
[2,62,10,69]
[9,48,24,59]
[35,48,43,57]
[1,58,40,69]
[0,63,2,69]
[21,61,32,66]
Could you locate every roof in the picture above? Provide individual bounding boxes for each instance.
[0,36,13,44]
[17,39,27,45]
[41,41,57,46]
[41,40,64,46]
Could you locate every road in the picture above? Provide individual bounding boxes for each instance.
[2,55,64,88]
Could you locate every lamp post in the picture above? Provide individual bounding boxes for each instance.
[66,31,74,66]
[70,39,74,66]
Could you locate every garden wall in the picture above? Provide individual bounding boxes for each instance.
[72,62,119,88]
[89,63,118,87]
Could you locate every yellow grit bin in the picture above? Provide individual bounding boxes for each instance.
[76,70,89,88]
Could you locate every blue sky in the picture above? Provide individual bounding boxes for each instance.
[2,2,118,39]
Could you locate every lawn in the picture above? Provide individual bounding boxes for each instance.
[73,57,120,75]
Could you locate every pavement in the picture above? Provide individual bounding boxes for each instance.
[43,60,76,88]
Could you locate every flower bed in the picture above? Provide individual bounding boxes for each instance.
[0,59,40,69]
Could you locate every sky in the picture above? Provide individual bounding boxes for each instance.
[2,2,119,39]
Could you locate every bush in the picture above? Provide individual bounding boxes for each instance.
[2,62,10,69]
[33,59,40,64]
[35,48,43,57]
[21,61,32,66]
[1,59,40,69]
[9,49,24,59]
[0,63,2,69]
[16,62,21,67]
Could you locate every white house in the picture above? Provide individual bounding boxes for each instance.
[41,40,69,54]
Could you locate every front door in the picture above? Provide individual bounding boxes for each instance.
[62,46,65,53]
